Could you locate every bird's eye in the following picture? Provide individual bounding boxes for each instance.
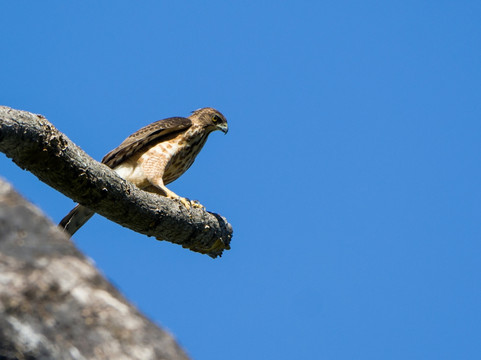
[212,114,222,124]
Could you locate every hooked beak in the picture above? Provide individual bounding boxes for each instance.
[218,123,228,134]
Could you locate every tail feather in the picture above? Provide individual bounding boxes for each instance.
[59,204,95,236]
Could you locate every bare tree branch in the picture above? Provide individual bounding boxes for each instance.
[0,106,232,258]
[0,177,190,360]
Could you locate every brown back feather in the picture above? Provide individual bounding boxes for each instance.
[101,117,192,168]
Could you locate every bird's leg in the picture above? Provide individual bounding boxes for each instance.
[139,159,193,209]
[141,160,205,210]
[162,187,205,210]
[190,200,205,209]
[145,184,205,210]
[146,183,192,209]
[163,187,193,209]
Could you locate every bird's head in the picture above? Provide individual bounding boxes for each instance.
[190,107,228,134]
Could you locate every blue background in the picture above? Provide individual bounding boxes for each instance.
[1,1,480,359]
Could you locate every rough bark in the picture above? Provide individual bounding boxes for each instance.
[0,178,190,360]
[0,106,232,258]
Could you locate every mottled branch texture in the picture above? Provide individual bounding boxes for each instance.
[0,178,189,360]
[0,106,232,257]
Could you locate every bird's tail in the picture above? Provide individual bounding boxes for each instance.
[59,204,95,236]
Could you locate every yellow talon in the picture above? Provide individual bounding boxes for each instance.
[178,197,191,209]
[190,200,205,209]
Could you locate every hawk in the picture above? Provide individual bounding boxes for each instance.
[59,107,228,235]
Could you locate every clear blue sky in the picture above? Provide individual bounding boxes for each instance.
[2,1,481,359]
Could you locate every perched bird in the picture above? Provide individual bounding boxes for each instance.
[59,107,228,235]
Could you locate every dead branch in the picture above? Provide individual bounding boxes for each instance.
[0,106,232,257]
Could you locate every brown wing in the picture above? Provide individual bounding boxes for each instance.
[101,117,192,168]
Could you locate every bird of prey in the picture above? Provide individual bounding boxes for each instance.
[59,107,228,235]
